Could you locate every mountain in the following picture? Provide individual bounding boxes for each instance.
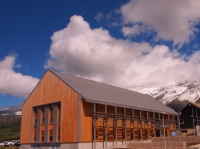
[0,105,22,116]
[138,81,200,104]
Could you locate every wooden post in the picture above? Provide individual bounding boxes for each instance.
[93,104,96,149]
[139,110,142,141]
[159,113,162,137]
[132,109,134,142]
[153,112,156,137]
[176,115,181,136]
[105,105,107,148]
[147,111,149,139]
[115,107,117,146]
[124,108,126,145]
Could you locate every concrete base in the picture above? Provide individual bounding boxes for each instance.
[21,143,60,149]
[187,144,200,149]
[21,141,128,149]
[20,144,31,149]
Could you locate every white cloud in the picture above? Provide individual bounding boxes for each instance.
[122,25,146,36]
[120,0,200,45]
[46,15,200,90]
[0,55,39,97]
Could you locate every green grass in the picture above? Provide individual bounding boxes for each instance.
[0,116,21,141]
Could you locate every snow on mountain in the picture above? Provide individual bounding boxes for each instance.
[0,105,22,116]
[138,81,200,104]
[15,111,22,115]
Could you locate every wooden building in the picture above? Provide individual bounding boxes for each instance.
[179,102,200,136]
[20,70,178,149]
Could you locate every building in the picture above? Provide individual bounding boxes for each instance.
[20,70,178,149]
[179,102,200,136]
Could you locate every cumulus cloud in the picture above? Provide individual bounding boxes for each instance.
[120,0,200,45]
[46,15,200,89]
[0,55,39,97]
[46,15,152,83]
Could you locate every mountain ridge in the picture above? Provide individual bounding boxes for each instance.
[138,81,200,104]
[0,105,22,116]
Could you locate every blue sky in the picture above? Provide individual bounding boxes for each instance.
[0,0,200,108]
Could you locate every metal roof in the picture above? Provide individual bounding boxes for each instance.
[52,71,177,115]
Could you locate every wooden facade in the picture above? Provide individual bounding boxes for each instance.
[20,70,79,144]
[80,101,177,143]
[179,102,200,136]
[20,70,178,148]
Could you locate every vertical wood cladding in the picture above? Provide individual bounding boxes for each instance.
[80,100,93,142]
[20,70,78,144]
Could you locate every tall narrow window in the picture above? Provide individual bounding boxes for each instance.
[58,125,60,141]
[34,109,38,124]
[33,126,37,142]
[41,130,44,142]
[41,108,45,124]
[49,129,53,142]
[32,102,61,143]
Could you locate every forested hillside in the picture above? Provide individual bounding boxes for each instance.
[0,115,21,141]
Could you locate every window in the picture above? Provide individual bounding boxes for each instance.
[49,129,53,141]
[32,102,61,143]
[58,104,61,122]
[57,104,61,142]
[34,109,38,124]
[160,114,164,120]
[58,125,60,141]
[33,127,37,141]
[41,130,44,142]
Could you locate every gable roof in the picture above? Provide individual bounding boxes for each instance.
[178,102,200,113]
[51,70,177,115]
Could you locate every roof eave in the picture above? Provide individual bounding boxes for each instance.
[84,98,178,115]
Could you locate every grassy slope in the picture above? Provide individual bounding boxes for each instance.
[0,115,21,141]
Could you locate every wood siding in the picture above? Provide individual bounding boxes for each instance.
[20,70,79,144]
[80,103,177,142]
[80,100,93,142]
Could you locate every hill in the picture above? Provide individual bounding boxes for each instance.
[0,115,21,141]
